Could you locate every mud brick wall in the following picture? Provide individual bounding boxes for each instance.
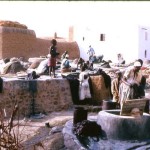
[0,79,73,118]
[35,38,80,60]
[0,26,80,61]
[0,26,36,59]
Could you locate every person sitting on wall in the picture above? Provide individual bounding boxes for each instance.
[61,54,72,73]
[117,53,125,65]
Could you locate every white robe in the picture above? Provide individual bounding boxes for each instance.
[79,72,91,100]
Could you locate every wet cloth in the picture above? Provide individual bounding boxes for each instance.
[28,80,37,94]
[67,79,80,104]
[79,72,91,100]
[0,77,3,93]
[89,75,112,105]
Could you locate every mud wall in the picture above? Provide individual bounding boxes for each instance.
[0,26,80,61]
[0,79,73,118]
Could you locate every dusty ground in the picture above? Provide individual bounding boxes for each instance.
[11,110,97,150]
[13,111,73,150]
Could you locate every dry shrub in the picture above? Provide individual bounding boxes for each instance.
[0,103,23,150]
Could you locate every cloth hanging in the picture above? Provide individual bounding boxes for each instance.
[28,80,37,94]
[67,79,80,104]
[0,77,3,93]
[79,72,91,100]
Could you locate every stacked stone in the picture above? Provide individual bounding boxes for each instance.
[0,79,73,118]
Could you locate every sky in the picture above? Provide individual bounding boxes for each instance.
[1,1,150,38]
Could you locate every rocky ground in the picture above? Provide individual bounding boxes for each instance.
[11,110,98,150]
[14,111,74,150]
[3,103,150,150]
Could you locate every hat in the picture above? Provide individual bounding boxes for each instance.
[134,61,141,67]
[65,54,69,58]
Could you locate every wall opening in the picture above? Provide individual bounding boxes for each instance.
[100,34,105,41]
[145,50,147,58]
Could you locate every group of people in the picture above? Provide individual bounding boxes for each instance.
[111,59,146,109]
[87,45,104,64]
[48,41,96,77]
[48,39,75,76]
[48,39,147,110]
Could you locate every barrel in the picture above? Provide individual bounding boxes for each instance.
[73,107,88,125]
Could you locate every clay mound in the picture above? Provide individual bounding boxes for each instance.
[0,20,27,29]
[6,61,26,74]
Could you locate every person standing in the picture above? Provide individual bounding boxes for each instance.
[87,45,95,61]
[111,71,122,103]
[49,39,58,78]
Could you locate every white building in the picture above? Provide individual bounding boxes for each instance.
[73,24,150,64]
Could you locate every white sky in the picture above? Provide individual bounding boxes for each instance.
[0,1,150,37]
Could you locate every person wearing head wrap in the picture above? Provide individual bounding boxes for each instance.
[117,53,125,65]
[61,54,71,73]
[119,60,143,108]
[123,61,142,86]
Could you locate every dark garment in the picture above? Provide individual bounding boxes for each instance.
[140,76,146,96]
[0,77,3,93]
[29,80,37,94]
[129,76,146,99]
[27,71,40,80]
[129,81,149,113]
[28,80,37,115]
[129,83,141,99]
[67,79,80,104]
[49,46,59,58]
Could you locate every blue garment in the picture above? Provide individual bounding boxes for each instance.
[64,60,70,68]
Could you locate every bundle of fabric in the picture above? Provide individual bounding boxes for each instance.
[73,120,102,138]
[28,59,43,69]
[89,75,112,105]
[27,59,49,75]
[61,72,79,80]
